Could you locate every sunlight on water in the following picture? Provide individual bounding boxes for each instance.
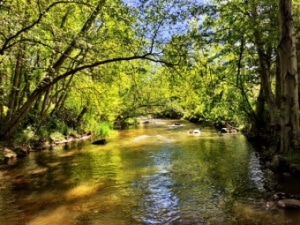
[27,206,74,225]
[0,120,300,225]
[132,149,181,224]
[248,152,265,192]
[64,183,105,201]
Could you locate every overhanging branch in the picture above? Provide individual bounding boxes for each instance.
[50,53,175,86]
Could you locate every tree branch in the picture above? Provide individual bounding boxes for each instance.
[0,1,88,55]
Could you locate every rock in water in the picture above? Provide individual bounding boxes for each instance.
[92,139,107,145]
[277,199,300,209]
[2,147,17,158]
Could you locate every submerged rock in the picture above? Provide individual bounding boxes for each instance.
[267,192,300,210]
[220,127,238,134]
[14,146,30,158]
[277,199,300,209]
[92,139,107,145]
[188,129,201,135]
[2,147,17,158]
[290,164,300,176]
[271,192,294,200]
[269,155,300,177]
[0,147,17,164]
[270,155,289,174]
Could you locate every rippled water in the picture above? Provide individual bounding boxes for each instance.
[0,119,300,225]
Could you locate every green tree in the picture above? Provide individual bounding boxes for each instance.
[0,0,173,139]
[0,0,195,140]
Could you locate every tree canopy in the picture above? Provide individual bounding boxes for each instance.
[0,0,299,153]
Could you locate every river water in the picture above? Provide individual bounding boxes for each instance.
[0,119,300,225]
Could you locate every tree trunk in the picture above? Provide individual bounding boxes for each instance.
[0,67,4,122]
[0,88,46,140]
[255,86,266,133]
[278,0,299,153]
[7,49,24,120]
[0,0,106,140]
[252,7,279,127]
[76,106,88,128]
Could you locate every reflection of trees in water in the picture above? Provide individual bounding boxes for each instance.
[139,173,180,224]
[1,122,295,225]
[132,148,180,224]
[248,152,265,192]
[128,133,273,224]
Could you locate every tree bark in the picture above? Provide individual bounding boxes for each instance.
[252,7,279,127]
[76,106,88,128]
[0,66,4,121]
[278,0,299,153]
[7,48,24,119]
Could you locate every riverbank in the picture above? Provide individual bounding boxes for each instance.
[0,133,93,163]
[245,133,300,180]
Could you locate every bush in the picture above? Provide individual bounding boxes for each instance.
[86,119,114,137]
[96,121,113,137]
[13,126,36,144]
[50,131,65,141]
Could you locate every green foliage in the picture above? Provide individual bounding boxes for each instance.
[87,120,114,137]
[125,117,138,125]
[1,0,299,148]
[35,126,50,140]
[13,126,36,144]
[50,131,65,141]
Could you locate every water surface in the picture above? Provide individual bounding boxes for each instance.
[0,119,299,225]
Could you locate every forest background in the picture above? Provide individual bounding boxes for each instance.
[0,0,299,160]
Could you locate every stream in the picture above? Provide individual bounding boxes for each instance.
[0,119,300,225]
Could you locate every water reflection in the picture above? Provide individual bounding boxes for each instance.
[0,120,300,225]
[132,148,180,225]
[248,152,265,192]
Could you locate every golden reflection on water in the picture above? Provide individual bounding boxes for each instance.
[64,182,106,201]
[27,206,76,225]
[20,179,124,225]
[59,150,83,158]
[28,167,49,175]
[1,120,300,225]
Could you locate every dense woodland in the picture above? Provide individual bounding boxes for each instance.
[0,0,299,158]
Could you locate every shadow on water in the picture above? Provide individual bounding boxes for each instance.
[0,119,300,225]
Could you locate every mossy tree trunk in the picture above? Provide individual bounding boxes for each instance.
[278,0,299,153]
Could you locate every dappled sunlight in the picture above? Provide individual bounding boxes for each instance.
[1,120,300,224]
[46,162,61,168]
[27,206,77,225]
[17,181,123,225]
[71,194,122,214]
[28,167,48,175]
[64,182,107,201]
[131,134,175,145]
[62,177,78,186]
[59,150,83,158]
[17,191,62,217]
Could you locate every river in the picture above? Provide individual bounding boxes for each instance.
[0,119,299,225]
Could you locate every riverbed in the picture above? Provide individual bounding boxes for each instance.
[0,119,299,225]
